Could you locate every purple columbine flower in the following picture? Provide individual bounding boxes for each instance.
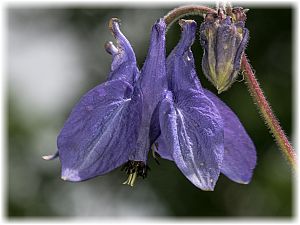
[154,19,256,190]
[200,7,249,93]
[44,18,167,185]
[44,17,256,191]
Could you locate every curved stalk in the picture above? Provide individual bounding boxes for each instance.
[164,5,216,27]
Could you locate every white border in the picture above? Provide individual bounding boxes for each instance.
[1,0,298,224]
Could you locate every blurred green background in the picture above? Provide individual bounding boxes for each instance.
[7,4,293,217]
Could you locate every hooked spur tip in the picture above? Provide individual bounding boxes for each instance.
[108,18,121,33]
[179,19,196,30]
[179,19,196,26]
[178,19,197,35]
[104,41,118,55]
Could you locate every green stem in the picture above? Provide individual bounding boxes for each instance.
[164,5,297,170]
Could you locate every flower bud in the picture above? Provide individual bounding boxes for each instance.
[200,7,249,93]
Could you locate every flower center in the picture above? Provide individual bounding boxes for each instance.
[122,161,150,186]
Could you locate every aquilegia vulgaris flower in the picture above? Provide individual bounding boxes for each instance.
[44,17,256,191]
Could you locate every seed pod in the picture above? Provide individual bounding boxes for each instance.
[200,7,249,93]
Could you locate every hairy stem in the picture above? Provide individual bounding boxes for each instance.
[164,5,297,170]
[164,5,216,27]
[241,55,296,170]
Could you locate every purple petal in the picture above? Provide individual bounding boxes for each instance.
[130,19,168,162]
[159,91,224,191]
[204,89,256,184]
[138,18,167,105]
[156,20,200,162]
[156,20,224,191]
[153,135,173,161]
[57,79,143,181]
[105,18,139,84]
[56,19,144,181]
[167,20,202,92]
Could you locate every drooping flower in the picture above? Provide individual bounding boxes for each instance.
[155,19,256,189]
[44,17,256,191]
[43,18,167,184]
[199,7,249,93]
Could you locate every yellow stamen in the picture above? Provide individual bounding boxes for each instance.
[123,171,138,187]
[129,171,137,186]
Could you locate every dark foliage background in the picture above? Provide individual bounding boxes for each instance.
[7,4,293,217]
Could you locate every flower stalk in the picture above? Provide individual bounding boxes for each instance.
[164,5,297,170]
[164,5,216,27]
[241,55,296,170]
